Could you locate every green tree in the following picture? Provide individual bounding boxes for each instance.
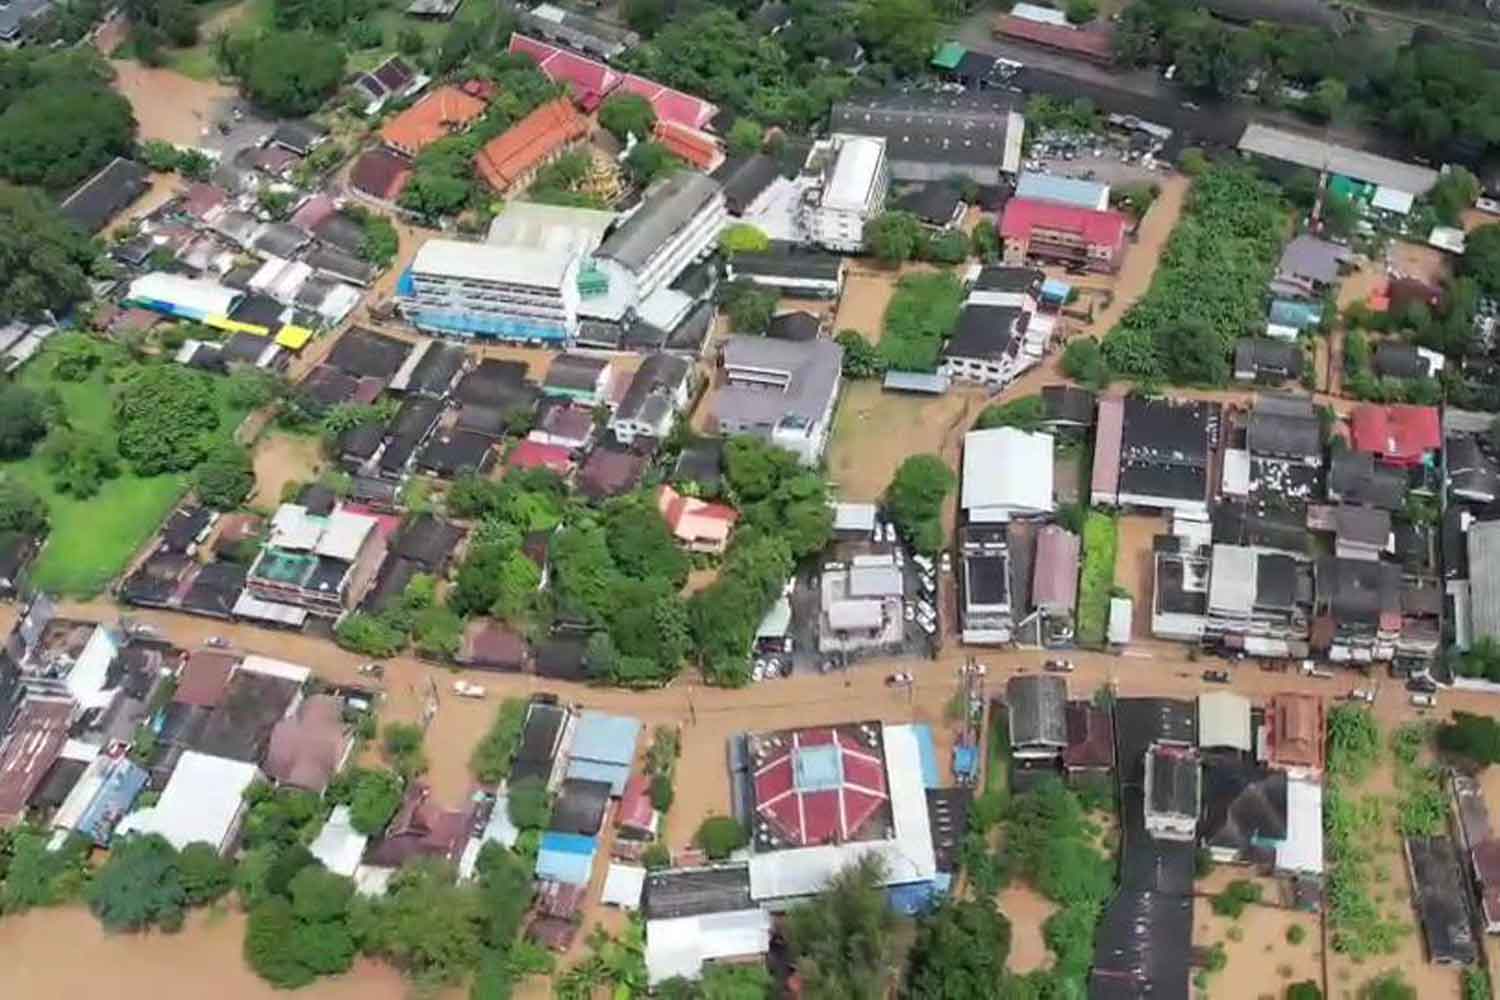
[239,32,347,116]
[625,141,679,185]
[926,229,969,265]
[507,776,552,830]
[885,454,955,555]
[114,364,221,475]
[905,899,1011,998]
[398,27,425,55]
[86,833,188,932]
[1065,0,1096,23]
[347,768,405,835]
[1287,982,1323,1000]
[623,0,667,34]
[0,384,50,459]
[193,442,254,510]
[1062,336,1109,388]
[1359,971,1415,1000]
[976,395,1045,432]
[727,118,764,157]
[719,280,778,334]
[864,211,923,264]
[1437,712,1500,764]
[177,842,235,905]
[470,699,528,784]
[785,855,894,998]
[360,859,483,986]
[41,429,118,499]
[719,223,771,256]
[835,330,886,379]
[970,218,999,262]
[382,722,427,778]
[0,184,99,322]
[695,815,748,859]
[599,93,656,142]
[334,612,407,658]
[245,896,313,988]
[857,0,938,74]
[1464,224,1500,297]
[1162,318,1231,385]
[0,81,134,191]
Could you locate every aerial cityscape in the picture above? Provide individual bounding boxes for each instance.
[3,0,1500,997]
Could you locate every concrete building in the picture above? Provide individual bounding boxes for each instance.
[610,353,693,444]
[1000,198,1128,273]
[713,336,843,465]
[246,504,386,616]
[805,136,889,252]
[398,238,581,343]
[829,92,1022,185]
[961,427,1054,522]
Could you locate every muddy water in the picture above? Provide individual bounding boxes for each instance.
[0,907,424,1000]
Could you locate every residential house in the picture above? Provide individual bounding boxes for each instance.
[960,525,1013,644]
[579,447,649,500]
[1272,235,1349,300]
[350,149,415,206]
[659,486,738,554]
[50,747,148,847]
[829,91,1022,184]
[1233,338,1303,383]
[1000,198,1127,273]
[1062,700,1114,785]
[1042,385,1095,430]
[805,135,889,252]
[992,15,1116,64]
[474,99,591,194]
[1349,403,1440,468]
[1265,693,1325,774]
[940,267,1041,386]
[962,427,1054,522]
[1092,397,1220,518]
[766,311,821,342]
[1448,435,1500,505]
[364,782,470,867]
[530,403,596,452]
[1143,743,1200,842]
[0,696,72,827]
[543,353,614,405]
[1333,505,1391,561]
[1327,450,1406,509]
[263,695,353,794]
[246,504,387,616]
[1313,556,1402,661]
[59,157,151,234]
[1375,341,1443,380]
[1204,544,1311,657]
[713,154,783,217]
[116,751,261,853]
[1199,757,1287,865]
[726,242,847,300]
[611,353,693,445]
[893,181,968,231]
[1005,674,1067,760]
[380,85,487,158]
[351,56,425,114]
[712,336,842,464]
[1032,524,1080,640]
[819,554,906,654]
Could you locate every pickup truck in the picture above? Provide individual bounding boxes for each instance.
[452,681,487,699]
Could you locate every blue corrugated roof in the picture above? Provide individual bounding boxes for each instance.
[953,745,979,778]
[77,758,149,846]
[566,757,632,795]
[536,831,597,885]
[1268,299,1321,329]
[912,724,940,789]
[1015,172,1109,210]
[887,880,939,915]
[568,710,642,766]
[1040,278,1071,301]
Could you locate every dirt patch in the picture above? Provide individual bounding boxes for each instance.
[826,380,984,503]
[997,885,1057,973]
[833,270,902,342]
[1191,888,1321,1000]
[680,567,720,597]
[250,432,326,511]
[1080,174,1190,339]
[1113,513,1164,640]
[1387,239,1452,286]
[109,61,236,146]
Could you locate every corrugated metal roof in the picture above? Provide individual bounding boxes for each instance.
[568,710,642,766]
[1197,692,1252,751]
[565,757,631,795]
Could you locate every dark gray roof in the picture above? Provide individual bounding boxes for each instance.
[326,327,411,380]
[1374,341,1427,379]
[1005,674,1067,749]
[944,304,1023,362]
[1327,449,1406,509]
[269,119,328,154]
[673,438,723,487]
[251,222,312,258]
[306,247,375,285]
[617,353,691,425]
[404,341,467,397]
[1200,0,1344,31]
[0,0,51,40]
[363,556,421,613]
[973,266,1042,294]
[830,91,1019,168]
[1315,556,1400,623]
[1334,505,1390,547]
[643,864,753,919]
[394,514,463,571]
[549,778,612,836]
[729,242,845,282]
[1406,835,1478,965]
[455,359,530,406]
[416,431,495,478]
[161,507,213,553]
[1234,337,1301,376]
[895,181,966,225]
[1448,434,1500,502]
[750,1,792,32]
[1200,756,1287,856]
[1211,502,1308,554]
[59,157,151,234]
[713,154,782,213]
[597,171,723,274]
[717,336,842,430]
[1247,400,1320,460]
[767,311,821,342]
[312,213,366,256]
[1042,385,1095,426]
[544,352,610,393]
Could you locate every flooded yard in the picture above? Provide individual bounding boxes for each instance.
[826,380,983,504]
[1193,869,1322,1000]
[250,431,326,511]
[109,61,236,146]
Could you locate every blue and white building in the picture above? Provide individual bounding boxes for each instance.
[398,238,583,343]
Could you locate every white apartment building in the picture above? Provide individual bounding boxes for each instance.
[398,238,581,343]
[806,135,889,253]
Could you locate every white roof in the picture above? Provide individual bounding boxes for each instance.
[128,273,241,317]
[1003,111,1025,174]
[238,655,312,684]
[269,503,323,551]
[1276,776,1324,875]
[51,753,112,832]
[823,136,886,214]
[315,508,377,561]
[832,501,878,532]
[1011,2,1069,24]
[309,805,368,877]
[486,201,615,256]
[638,286,694,331]
[412,237,575,290]
[756,596,793,638]
[601,863,646,909]
[1237,122,1439,194]
[67,625,119,711]
[1221,449,1250,497]
[1197,691,1252,751]
[748,723,936,902]
[1371,185,1414,215]
[388,339,431,393]
[646,909,772,985]
[1108,597,1133,644]
[962,427,1054,520]
[1208,544,1255,616]
[1430,226,1467,254]
[232,591,309,627]
[1264,322,1300,341]
[250,256,290,292]
[116,751,260,852]
[827,599,884,630]
[848,562,903,598]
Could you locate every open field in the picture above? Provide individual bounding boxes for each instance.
[826,379,983,503]
[1114,512,1163,641]
[250,431,326,511]
[1193,869,1322,1000]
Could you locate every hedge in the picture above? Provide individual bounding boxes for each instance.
[1077,511,1118,646]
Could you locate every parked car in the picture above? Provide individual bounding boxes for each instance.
[940,552,952,574]
[1406,674,1438,694]
[357,662,385,678]
[205,636,229,649]
[1348,688,1375,704]
[886,672,913,687]
[1044,659,1075,673]
[1410,693,1436,708]
[453,681,486,698]
[1202,669,1231,684]
[904,604,915,623]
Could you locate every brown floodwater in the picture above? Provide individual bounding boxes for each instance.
[0,907,420,1000]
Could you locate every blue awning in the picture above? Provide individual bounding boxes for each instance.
[1040,278,1071,302]
[536,831,597,886]
[912,724,940,789]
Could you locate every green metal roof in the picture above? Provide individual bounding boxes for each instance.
[931,41,965,69]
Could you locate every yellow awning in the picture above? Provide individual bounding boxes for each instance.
[275,324,313,350]
[204,316,268,335]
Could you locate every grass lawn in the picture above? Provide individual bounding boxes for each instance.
[8,343,250,597]
[1076,510,1118,647]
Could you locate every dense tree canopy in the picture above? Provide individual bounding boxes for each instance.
[0,59,134,191]
[785,856,895,998]
[885,454,955,555]
[905,899,1011,999]
[598,92,656,143]
[114,364,222,475]
[0,383,52,459]
[86,833,188,932]
[0,184,100,323]
[234,31,347,116]
[0,478,49,536]
[194,442,254,510]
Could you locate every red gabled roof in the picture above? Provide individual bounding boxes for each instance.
[619,74,718,130]
[617,772,654,833]
[1349,404,1440,465]
[508,33,718,129]
[653,119,725,172]
[350,149,413,203]
[380,85,488,156]
[474,98,590,192]
[1000,197,1128,247]
[995,16,1115,62]
[507,440,574,475]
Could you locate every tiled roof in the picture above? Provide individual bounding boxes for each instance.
[1000,197,1127,246]
[653,119,725,172]
[350,149,414,202]
[474,99,590,192]
[380,85,487,155]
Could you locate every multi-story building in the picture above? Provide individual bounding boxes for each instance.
[805,135,889,253]
[1000,197,1128,273]
[940,267,1043,387]
[246,504,387,616]
[610,353,693,445]
[829,92,1023,185]
[398,238,581,343]
[712,336,843,465]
